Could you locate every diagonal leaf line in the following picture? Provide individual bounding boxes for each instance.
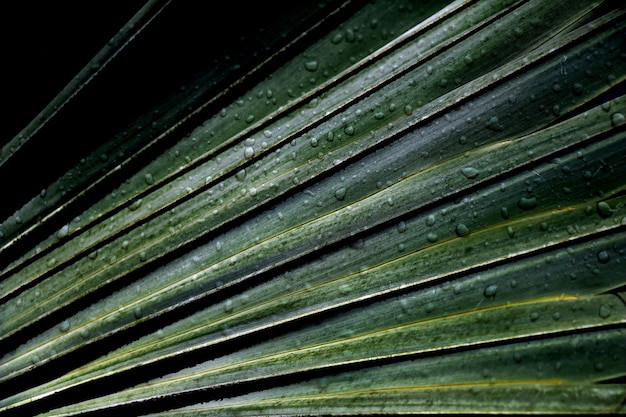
[95,203,626,371]
[1,2,620,302]
[4,8,624,400]
[4,134,624,400]
[1,3,610,316]
[44,295,624,414]
[0,0,506,282]
[4,190,623,395]
[0,0,355,269]
[1,2,625,416]
[162,382,624,415]
[71,297,593,386]
[1,80,622,358]
[0,0,556,283]
[3,0,616,326]
[26,221,624,404]
[191,379,570,404]
[0,0,360,273]
[11,322,626,416]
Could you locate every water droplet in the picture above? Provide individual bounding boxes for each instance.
[129,199,142,211]
[344,125,355,136]
[374,111,384,120]
[60,320,70,332]
[235,169,247,182]
[461,167,479,179]
[517,197,537,210]
[597,250,610,264]
[244,146,255,159]
[552,312,560,321]
[485,116,504,132]
[215,241,223,251]
[597,201,612,218]
[425,214,436,226]
[224,299,234,313]
[611,112,625,126]
[345,28,355,43]
[463,54,473,66]
[397,221,407,233]
[331,33,342,44]
[310,137,318,147]
[134,306,142,319]
[456,223,470,237]
[122,240,129,250]
[530,312,539,321]
[500,207,509,219]
[598,305,611,319]
[56,224,69,240]
[334,187,347,201]
[145,173,154,185]
[245,114,255,123]
[506,226,515,238]
[304,60,318,72]
[426,232,438,243]
[484,285,497,298]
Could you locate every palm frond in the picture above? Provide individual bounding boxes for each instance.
[1,0,625,415]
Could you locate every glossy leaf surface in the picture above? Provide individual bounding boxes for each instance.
[0,0,625,416]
